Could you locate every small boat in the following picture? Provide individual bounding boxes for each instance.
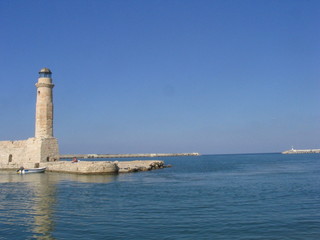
[17,167,46,174]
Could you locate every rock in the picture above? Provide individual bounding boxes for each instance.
[116,160,165,173]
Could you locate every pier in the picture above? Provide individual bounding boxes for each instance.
[282,149,320,154]
[60,152,200,159]
[0,152,196,174]
[0,160,169,174]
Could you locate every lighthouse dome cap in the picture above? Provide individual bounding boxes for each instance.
[39,68,52,74]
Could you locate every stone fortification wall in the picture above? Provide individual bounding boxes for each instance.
[0,139,29,164]
[0,137,59,166]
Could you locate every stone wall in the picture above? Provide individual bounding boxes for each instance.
[0,137,59,165]
[38,137,59,162]
[0,140,29,164]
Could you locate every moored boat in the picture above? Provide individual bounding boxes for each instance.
[17,167,46,174]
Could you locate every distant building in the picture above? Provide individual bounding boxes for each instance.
[0,68,59,166]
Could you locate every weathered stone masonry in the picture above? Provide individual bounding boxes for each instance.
[0,68,59,166]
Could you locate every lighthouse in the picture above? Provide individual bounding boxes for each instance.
[0,68,59,165]
[34,68,59,162]
[35,68,54,138]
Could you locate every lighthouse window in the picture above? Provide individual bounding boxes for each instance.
[39,73,51,78]
[38,91,40,95]
[8,154,12,162]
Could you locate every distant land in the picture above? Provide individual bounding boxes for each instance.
[282,148,320,154]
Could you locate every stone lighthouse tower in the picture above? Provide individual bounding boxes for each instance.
[33,68,59,162]
[35,68,54,138]
[0,68,59,166]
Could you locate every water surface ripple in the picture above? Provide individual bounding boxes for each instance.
[0,154,319,239]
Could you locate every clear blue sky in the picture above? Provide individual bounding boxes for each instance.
[0,0,319,154]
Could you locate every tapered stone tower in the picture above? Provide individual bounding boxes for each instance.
[33,68,59,162]
[0,68,59,166]
[35,68,54,138]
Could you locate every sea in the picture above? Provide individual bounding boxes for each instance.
[0,153,319,240]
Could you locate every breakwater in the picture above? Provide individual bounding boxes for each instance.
[60,152,200,159]
[282,149,320,154]
[0,160,168,174]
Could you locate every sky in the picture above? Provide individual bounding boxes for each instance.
[0,0,319,154]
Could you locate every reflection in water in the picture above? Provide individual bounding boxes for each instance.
[31,174,56,240]
[1,155,320,240]
[51,172,118,184]
[0,171,118,239]
[0,171,118,184]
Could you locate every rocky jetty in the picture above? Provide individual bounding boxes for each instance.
[0,160,169,174]
[41,161,118,174]
[60,152,200,159]
[116,160,167,173]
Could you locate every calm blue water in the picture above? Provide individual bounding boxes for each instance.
[0,153,319,239]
